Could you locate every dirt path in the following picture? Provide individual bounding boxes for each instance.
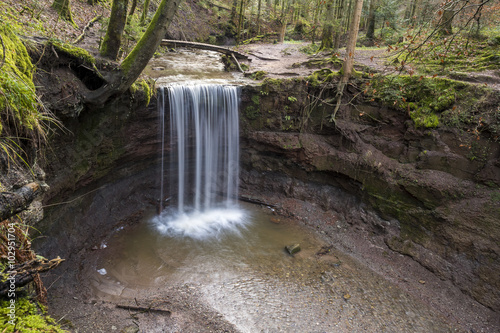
[237,42,391,78]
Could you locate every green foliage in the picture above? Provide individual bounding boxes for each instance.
[0,298,66,332]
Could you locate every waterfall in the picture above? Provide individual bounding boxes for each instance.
[153,84,246,239]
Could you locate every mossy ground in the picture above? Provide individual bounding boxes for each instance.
[367,74,494,129]
[0,298,66,332]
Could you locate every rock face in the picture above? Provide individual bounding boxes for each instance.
[239,79,500,311]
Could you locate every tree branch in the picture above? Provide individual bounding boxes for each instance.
[0,183,43,221]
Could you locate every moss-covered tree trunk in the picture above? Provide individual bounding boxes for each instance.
[439,9,454,35]
[85,0,182,106]
[101,0,130,60]
[52,0,77,28]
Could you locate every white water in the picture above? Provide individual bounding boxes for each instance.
[153,85,247,239]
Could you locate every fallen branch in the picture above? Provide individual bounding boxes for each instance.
[247,52,279,61]
[73,15,102,44]
[116,304,171,315]
[0,257,64,296]
[0,182,43,221]
[231,53,244,73]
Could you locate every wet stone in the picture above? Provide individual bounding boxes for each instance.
[286,243,301,255]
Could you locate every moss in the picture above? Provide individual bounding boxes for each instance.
[0,22,45,138]
[250,71,267,80]
[369,75,487,128]
[251,94,260,105]
[130,79,154,105]
[306,69,339,87]
[48,40,96,64]
[0,298,66,332]
[303,57,343,69]
[245,105,259,120]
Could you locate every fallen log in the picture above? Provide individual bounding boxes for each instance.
[0,182,43,221]
[0,257,64,296]
[160,39,250,60]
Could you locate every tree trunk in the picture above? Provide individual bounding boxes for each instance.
[52,0,77,27]
[231,0,238,25]
[84,0,182,106]
[365,0,376,42]
[342,0,363,80]
[311,0,322,44]
[129,0,138,16]
[100,0,130,60]
[256,0,262,35]
[331,0,364,122]
[237,0,245,43]
[140,0,151,25]
[333,0,345,50]
[319,0,334,50]
[439,9,454,35]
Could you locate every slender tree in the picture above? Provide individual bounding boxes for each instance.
[129,0,138,16]
[101,0,130,60]
[256,0,262,35]
[331,0,364,122]
[140,0,151,25]
[365,0,377,42]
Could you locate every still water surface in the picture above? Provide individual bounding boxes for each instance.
[90,203,455,332]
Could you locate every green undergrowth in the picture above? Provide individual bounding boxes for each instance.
[391,35,500,74]
[368,75,490,128]
[0,298,66,332]
[306,68,339,86]
[0,23,41,138]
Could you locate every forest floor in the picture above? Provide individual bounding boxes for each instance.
[238,42,390,78]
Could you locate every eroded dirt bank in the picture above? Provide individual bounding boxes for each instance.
[25,46,499,331]
[239,78,500,314]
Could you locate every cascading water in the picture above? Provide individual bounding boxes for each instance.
[152,84,247,239]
